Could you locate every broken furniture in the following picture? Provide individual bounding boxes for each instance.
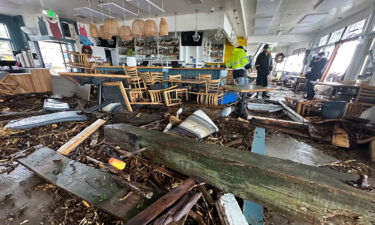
[104,124,375,224]
[0,69,52,95]
[190,79,224,106]
[65,51,95,73]
[311,81,361,101]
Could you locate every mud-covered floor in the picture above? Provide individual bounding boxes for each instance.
[0,91,374,225]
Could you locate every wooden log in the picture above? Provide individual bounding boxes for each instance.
[125,177,196,225]
[371,140,375,163]
[57,119,106,155]
[104,124,375,225]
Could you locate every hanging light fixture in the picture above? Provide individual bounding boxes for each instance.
[119,0,133,42]
[192,10,200,42]
[103,0,119,44]
[159,0,168,36]
[132,0,145,41]
[144,3,157,37]
[214,6,224,42]
[172,12,179,44]
[98,0,110,44]
[88,0,99,38]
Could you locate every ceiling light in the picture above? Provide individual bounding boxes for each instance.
[98,2,138,16]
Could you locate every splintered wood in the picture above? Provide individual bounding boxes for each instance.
[332,123,350,148]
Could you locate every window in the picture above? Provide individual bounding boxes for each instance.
[325,40,359,82]
[342,20,366,39]
[283,53,305,74]
[328,28,345,44]
[319,34,330,47]
[0,23,14,61]
[38,41,70,74]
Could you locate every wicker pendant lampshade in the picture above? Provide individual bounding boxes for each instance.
[159,17,168,36]
[144,19,157,37]
[132,19,145,37]
[119,25,133,41]
[99,25,111,40]
[89,23,99,38]
[103,18,119,38]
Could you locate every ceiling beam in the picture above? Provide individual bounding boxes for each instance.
[247,34,313,44]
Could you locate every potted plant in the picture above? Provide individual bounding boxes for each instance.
[126,48,136,66]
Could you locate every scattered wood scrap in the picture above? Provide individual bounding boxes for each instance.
[57,119,106,155]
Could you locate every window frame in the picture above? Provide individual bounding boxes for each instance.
[0,23,14,60]
[328,27,346,44]
[342,19,366,40]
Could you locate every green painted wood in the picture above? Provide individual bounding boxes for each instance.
[18,147,151,220]
[104,124,375,225]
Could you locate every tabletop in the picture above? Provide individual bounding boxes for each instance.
[222,85,273,93]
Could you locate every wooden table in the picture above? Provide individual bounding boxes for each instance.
[222,85,273,117]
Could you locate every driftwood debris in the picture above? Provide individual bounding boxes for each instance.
[125,177,196,225]
[105,124,375,225]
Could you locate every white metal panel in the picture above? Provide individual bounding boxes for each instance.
[98,2,138,17]
[256,0,281,16]
[126,0,165,14]
[299,14,328,24]
[254,28,268,35]
[255,17,273,28]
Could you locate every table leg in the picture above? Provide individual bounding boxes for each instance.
[239,92,247,118]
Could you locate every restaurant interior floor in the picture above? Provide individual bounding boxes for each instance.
[0,87,373,225]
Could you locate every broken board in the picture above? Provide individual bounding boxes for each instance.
[332,123,350,148]
[18,147,150,220]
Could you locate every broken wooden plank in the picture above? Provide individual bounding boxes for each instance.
[332,123,350,148]
[278,100,309,124]
[104,124,375,225]
[17,147,150,220]
[57,119,106,155]
[247,115,308,131]
[125,177,196,225]
[371,140,375,163]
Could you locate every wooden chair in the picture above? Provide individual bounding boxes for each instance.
[355,84,375,106]
[226,70,234,85]
[191,79,223,106]
[138,71,153,87]
[198,74,212,81]
[163,89,183,106]
[151,72,164,85]
[169,74,182,80]
[124,67,146,90]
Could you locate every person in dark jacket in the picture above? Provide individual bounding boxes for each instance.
[306,52,328,100]
[255,44,273,97]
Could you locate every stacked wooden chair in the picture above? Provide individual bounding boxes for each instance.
[344,84,375,117]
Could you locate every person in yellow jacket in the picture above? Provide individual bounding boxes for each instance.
[227,46,250,85]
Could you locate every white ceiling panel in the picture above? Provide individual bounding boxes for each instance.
[256,0,281,16]
[289,26,311,34]
[299,13,328,24]
[73,7,113,20]
[254,28,268,35]
[255,17,273,28]
[314,0,352,10]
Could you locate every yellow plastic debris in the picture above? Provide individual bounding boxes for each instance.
[82,200,90,208]
[109,158,126,170]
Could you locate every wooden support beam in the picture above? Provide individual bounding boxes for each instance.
[57,119,106,155]
[104,124,375,225]
[247,115,308,131]
[125,177,196,225]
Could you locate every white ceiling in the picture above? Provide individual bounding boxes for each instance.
[0,0,246,36]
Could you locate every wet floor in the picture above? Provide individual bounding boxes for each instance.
[0,165,55,225]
